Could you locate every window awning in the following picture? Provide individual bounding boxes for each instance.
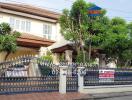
[17,33,55,48]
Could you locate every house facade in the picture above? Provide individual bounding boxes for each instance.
[0,2,73,63]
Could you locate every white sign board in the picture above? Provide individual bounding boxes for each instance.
[99,69,115,82]
[5,68,28,77]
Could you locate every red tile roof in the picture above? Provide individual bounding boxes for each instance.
[0,2,60,20]
[17,33,55,48]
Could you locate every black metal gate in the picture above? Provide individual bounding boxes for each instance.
[66,63,78,92]
[0,56,60,94]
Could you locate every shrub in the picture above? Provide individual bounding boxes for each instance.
[38,64,52,76]
[59,53,65,62]
[38,51,53,76]
[40,51,53,62]
[76,51,83,63]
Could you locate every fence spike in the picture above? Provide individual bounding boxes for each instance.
[24,55,26,58]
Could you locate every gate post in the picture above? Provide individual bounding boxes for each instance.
[29,57,41,77]
[59,66,68,94]
[78,67,85,93]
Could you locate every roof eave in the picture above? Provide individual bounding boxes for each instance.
[0,2,60,21]
[17,38,55,48]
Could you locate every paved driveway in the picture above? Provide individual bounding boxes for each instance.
[0,92,87,100]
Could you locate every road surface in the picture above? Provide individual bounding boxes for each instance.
[100,95,132,100]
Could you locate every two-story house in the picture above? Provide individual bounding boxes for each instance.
[0,2,73,63]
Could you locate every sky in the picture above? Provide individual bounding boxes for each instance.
[2,0,132,22]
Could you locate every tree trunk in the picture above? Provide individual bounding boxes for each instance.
[88,18,93,63]
[117,59,124,67]
[88,40,91,62]
[82,47,85,63]
[78,13,86,63]
[4,52,10,61]
[125,60,131,67]
[80,41,85,63]
[99,54,106,67]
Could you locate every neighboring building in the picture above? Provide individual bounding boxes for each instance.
[0,2,72,63]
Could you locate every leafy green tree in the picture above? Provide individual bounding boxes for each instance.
[125,22,132,66]
[0,22,20,60]
[103,18,132,67]
[86,14,110,62]
[59,0,107,62]
[127,22,132,41]
[92,17,132,67]
[59,0,90,62]
[60,0,132,66]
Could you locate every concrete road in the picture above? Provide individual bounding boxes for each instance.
[100,95,132,100]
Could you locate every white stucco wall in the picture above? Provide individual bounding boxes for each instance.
[0,52,7,62]
[0,11,70,61]
[0,12,64,42]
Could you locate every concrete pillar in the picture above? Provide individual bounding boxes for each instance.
[29,57,41,77]
[65,50,73,63]
[59,66,68,94]
[28,60,36,77]
[53,53,60,64]
[107,61,116,68]
[39,47,48,57]
[65,50,73,76]
[78,67,85,93]
[99,54,106,67]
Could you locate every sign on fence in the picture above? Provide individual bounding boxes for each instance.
[5,68,28,77]
[99,69,115,82]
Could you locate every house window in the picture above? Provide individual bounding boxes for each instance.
[43,24,52,39]
[21,20,31,32]
[26,21,31,32]
[0,16,3,23]
[21,21,26,31]
[9,17,31,32]
[15,20,20,29]
[10,17,15,28]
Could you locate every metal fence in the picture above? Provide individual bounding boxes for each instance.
[0,76,59,94]
[0,56,60,94]
[66,76,78,92]
[84,67,132,86]
[1,56,132,94]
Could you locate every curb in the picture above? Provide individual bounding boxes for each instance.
[74,91,132,100]
[93,92,132,100]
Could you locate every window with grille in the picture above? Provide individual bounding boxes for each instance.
[15,20,20,29]
[9,17,31,32]
[43,24,52,39]
[10,17,15,28]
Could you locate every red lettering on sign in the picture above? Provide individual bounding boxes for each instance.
[88,10,101,14]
